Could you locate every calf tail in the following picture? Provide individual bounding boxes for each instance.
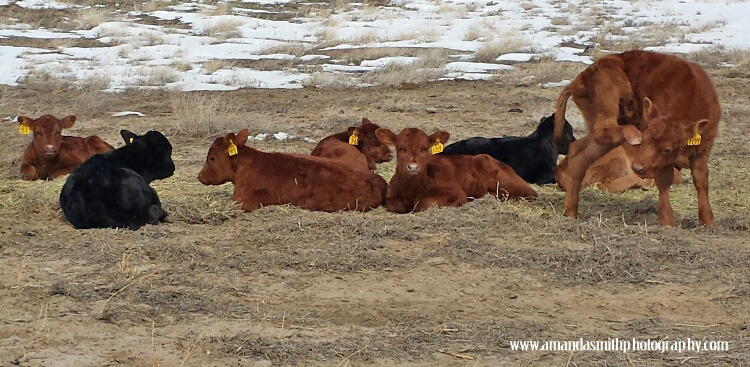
[554,85,572,148]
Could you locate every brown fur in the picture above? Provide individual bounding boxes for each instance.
[375,127,537,213]
[553,50,720,226]
[556,138,683,194]
[198,129,387,212]
[311,118,392,171]
[18,115,114,181]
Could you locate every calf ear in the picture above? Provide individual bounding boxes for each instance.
[120,130,138,144]
[235,129,249,146]
[60,115,76,129]
[361,118,371,125]
[430,131,450,144]
[18,116,34,127]
[347,126,359,135]
[685,118,709,136]
[642,97,660,119]
[375,128,396,145]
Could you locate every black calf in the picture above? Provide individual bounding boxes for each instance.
[59,130,175,229]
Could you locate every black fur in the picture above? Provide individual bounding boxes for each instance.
[440,114,576,184]
[59,130,175,229]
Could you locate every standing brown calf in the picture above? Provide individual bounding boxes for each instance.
[375,127,537,213]
[198,129,387,212]
[555,137,683,194]
[18,115,114,181]
[553,50,720,226]
[311,118,392,171]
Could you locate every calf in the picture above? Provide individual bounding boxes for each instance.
[375,127,537,213]
[17,115,114,181]
[440,113,576,184]
[553,50,720,226]
[556,137,683,194]
[311,118,392,171]
[198,129,387,212]
[59,130,175,230]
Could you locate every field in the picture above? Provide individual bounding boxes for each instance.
[1,67,750,366]
[2,0,750,366]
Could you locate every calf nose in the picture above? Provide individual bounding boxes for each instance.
[45,144,55,151]
[632,163,645,174]
[407,163,419,173]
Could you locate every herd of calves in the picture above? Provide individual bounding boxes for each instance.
[16,50,721,230]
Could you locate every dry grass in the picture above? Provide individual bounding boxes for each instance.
[140,66,179,86]
[475,36,530,63]
[200,19,244,40]
[259,42,308,57]
[141,1,171,12]
[168,92,243,137]
[202,59,237,74]
[70,7,113,30]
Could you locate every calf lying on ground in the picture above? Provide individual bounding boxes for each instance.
[198,129,387,212]
[311,118,392,171]
[375,127,537,213]
[440,113,576,184]
[17,115,113,181]
[556,136,683,194]
[59,130,175,230]
[553,50,721,226]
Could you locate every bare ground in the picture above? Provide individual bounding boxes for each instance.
[1,69,750,366]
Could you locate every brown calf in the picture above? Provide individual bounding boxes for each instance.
[18,115,114,181]
[553,50,720,226]
[311,118,392,171]
[198,129,387,212]
[556,137,683,194]
[375,128,537,213]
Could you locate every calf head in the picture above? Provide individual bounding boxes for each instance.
[19,115,76,158]
[540,114,576,155]
[349,118,392,165]
[375,127,449,176]
[120,130,175,181]
[625,98,708,176]
[199,129,249,185]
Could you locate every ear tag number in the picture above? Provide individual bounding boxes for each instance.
[686,133,701,146]
[227,141,238,156]
[349,130,359,146]
[19,124,31,135]
[430,140,444,154]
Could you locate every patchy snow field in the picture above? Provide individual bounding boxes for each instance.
[1,0,749,91]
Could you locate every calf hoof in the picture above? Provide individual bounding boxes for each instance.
[564,209,578,219]
[622,125,642,146]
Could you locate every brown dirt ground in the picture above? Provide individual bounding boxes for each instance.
[1,71,749,367]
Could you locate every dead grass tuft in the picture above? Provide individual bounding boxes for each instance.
[168,92,244,137]
[70,7,113,30]
[201,19,244,40]
[475,37,530,63]
[202,59,237,74]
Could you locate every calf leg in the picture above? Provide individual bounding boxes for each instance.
[690,156,715,226]
[20,163,38,181]
[414,188,468,212]
[653,166,676,227]
[492,164,538,199]
[562,135,612,218]
[597,175,644,194]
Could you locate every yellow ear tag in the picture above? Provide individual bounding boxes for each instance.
[430,140,444,155]
[686,132,701,146]
[348,130,359,146]
[227,141,238,156]
[129,137,134,143]
[19,124,31,135]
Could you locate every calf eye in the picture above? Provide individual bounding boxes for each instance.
[398,147,406,153]
[210,156,216,161]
